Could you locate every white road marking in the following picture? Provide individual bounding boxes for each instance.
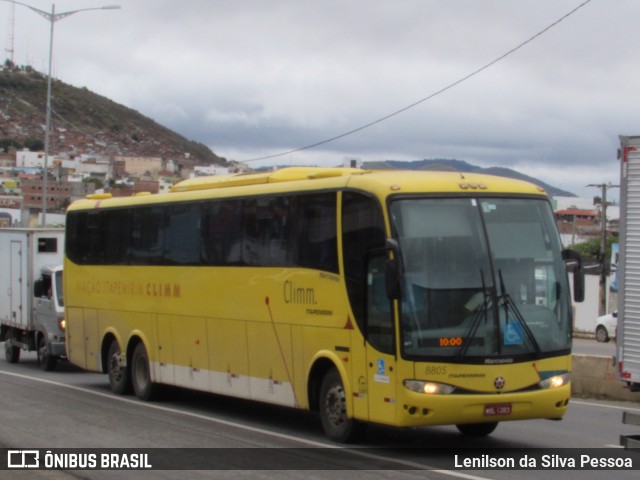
[0,370,490,479]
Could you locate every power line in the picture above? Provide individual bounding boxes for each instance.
[50,107,104,144]
[242,0,593,163]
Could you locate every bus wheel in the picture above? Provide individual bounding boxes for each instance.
[319,368,364,443]
[131,342,157,401]
[108,340,131,395]
[456,422,498,436]
[37,336,57,371]
[4,340,19,364]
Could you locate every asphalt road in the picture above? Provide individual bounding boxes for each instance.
[0,349,638,480]
[572,337,616,357]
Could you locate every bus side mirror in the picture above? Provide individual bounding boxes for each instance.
[385,258,401,300]
[562,249,585,303]
[385,239,402,300]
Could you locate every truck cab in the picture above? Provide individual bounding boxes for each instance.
[32,265,65,370]
[1,228,65,370]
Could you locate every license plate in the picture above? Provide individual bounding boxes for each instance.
[484,403,512,416]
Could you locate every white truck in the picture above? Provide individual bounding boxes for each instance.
[616,135,640,448]
[0,228,65,371]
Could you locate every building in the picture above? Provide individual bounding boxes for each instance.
[16,150,45,168]
[191,165,230,177]
[554,208,598,224]
[74,158,112,179]
[116,156,162,177]
[106,179,159,197]
[0,153,14,168]
[21,176,96,212]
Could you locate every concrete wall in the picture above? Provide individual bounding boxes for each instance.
[572,354,638,402]
[569,276,636,401]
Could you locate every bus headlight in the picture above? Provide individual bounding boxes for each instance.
[58,319,66,331]
[538,373,570,389]
[403,380,456,395]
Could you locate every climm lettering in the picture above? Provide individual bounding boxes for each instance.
[284,280,317,305]
[146,282,181,298]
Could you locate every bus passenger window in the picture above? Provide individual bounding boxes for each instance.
[202,201,242,265]
[131,207,165,265]
[164,203,202,265]
[294,194,338,273]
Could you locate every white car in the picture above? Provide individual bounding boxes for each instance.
[595,311,617,343]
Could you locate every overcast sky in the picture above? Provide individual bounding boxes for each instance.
[1,0,637,199]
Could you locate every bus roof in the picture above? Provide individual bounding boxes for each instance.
[170,167,366,192]
[69,167,547,211]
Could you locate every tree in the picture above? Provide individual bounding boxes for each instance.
[24,136,44,151]
[83,177,104,189]
[573,235,618,270]
[0,138,22,152]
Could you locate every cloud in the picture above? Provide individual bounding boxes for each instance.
[1,0,636,198]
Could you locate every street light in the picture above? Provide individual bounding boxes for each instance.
[0,1,120,226]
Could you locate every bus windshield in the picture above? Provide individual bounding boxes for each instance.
[389,197,572,362]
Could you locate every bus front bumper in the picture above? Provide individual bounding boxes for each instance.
[394,383,571,428]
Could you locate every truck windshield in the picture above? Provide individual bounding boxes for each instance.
[389,197,572,362]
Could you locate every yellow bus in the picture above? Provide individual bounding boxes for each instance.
[64,167,584,442]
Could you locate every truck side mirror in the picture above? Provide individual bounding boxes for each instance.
[562,249,585,303]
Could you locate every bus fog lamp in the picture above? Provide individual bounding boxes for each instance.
[59,319,66,331]
[538,373,570,389]
[403,380,455,395]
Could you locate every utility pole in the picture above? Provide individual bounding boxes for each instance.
[587,183,619,316]
[5,2,15,64]
[0,1,120,226]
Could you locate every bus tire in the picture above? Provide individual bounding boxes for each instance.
[131,342,157,401]
[37,335,57,371]
[319,368,364,443]
[4,340,19,364]
[108,340,131,395]
[456,422,498,436]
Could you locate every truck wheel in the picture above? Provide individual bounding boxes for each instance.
[319,368,364,443]
[37,336,57,371]
[456,422,499,436]
[4,341,20,364]
[108,340,131,395]
[131,342,158,401]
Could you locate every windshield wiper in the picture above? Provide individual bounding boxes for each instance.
[456,272,492,361]
[497,270,541,355]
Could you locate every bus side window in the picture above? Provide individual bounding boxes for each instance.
[296,194,338,273]
[366,254,395,354]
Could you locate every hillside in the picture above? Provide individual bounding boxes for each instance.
[0,67,578,196]
[0,66,226,168]
[364,159,576,197]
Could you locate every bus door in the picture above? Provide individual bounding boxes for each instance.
[364,254,397,425]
